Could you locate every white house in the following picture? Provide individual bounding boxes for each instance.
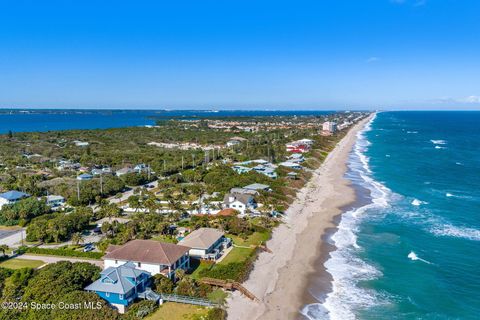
[178,228,231,260]
[103,240,190,280]
[226,140,241,147]
[0,191,30,209]
[223,192,257,215]
[45,195,65,208]
[279,161,303,170]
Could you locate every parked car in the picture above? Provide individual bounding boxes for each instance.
[83,244,94,252]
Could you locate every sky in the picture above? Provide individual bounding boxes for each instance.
[0,0,479,110]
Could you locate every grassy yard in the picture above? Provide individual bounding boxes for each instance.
[0,258,45,269]
[151,234,177,244]
[146,302,208,320]
[218,247,254,265]
[226,231,270,247]
[189,260,214,280]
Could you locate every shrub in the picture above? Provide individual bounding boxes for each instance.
[24,246,103,259]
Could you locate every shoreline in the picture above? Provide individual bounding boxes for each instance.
[226,115,373,320]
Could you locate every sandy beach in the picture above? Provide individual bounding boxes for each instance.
[227,115,373,320]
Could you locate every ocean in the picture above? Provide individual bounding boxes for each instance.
[303,111,480,319]
[0,109,333,134]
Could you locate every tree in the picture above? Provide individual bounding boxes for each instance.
[0,244,9,256]
[152,274,174,294]
[71,232,83,246]
[174,269,186,282]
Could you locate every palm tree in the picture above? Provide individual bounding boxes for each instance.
[71,232,83,246]
[175,269,186,282]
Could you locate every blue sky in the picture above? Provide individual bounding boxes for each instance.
[0,0,479,110]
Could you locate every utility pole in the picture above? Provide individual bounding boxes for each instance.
[76,180,80,201]
[192,154,196,167]
[181,156,184,170]
[100,174,103,195]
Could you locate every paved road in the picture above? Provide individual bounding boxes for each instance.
[16,254,103,267]
[0,229,26,248]
[108,180,159,204]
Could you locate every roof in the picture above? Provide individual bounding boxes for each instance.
[178,228,224,250]
[223,193,254,205]
[0,190,30,201]
[77,173,93,179]
[85,261,150,294]
[46,195,65,201]
[103,239,190,265]
[230,187,258,196]
[243,183,270,191]
[217,208,237,216]
[230,136,248,141]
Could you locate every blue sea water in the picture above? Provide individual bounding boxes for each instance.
[0,109,333,134]
[303,111,480,320]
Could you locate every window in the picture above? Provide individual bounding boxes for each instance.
[105,292,110,297]
[137,262,141,267]
[119,294,124,300]
[115,260,118,264]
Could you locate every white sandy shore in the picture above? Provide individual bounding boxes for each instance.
[226,116,372,320]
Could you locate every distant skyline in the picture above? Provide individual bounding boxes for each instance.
[1,0,479,110]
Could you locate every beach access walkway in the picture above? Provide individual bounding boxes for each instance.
[200,278,259,301]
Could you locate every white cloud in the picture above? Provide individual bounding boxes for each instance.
[366,57,380,63]
[459,95,480,103]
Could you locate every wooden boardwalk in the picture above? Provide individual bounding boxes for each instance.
[200,277,259,301]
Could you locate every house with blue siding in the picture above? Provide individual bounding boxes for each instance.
[85,261,152,313]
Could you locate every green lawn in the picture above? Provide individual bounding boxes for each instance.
[0,258,45,269]
[146,302,208,320]
[226,231,270,247]
[189,260,214,280]
[151,234,177,244]
[218,247,254,265]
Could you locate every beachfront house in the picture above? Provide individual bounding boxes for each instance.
[279,161,303,170]
[252,165,278,179]
[84,261,153,314]
[243,183,271,192]
[223,192,257,215]
[288,153,305,163]
[103,239,190,280]
[178,228,232,260]
[0,190,30,209]
[230,187,258,196]
[232,165,252,174]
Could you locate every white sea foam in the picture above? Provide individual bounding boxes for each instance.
[308,114,392,320]
[411,199,428,206]
[435,145,446,149]
[446,193,454,197]
[407,131,418,134]
[430,224,480,241]
[430,139,447,145]
[408,251,431,264]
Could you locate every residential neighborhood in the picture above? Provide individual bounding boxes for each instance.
[0,111,368,319]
